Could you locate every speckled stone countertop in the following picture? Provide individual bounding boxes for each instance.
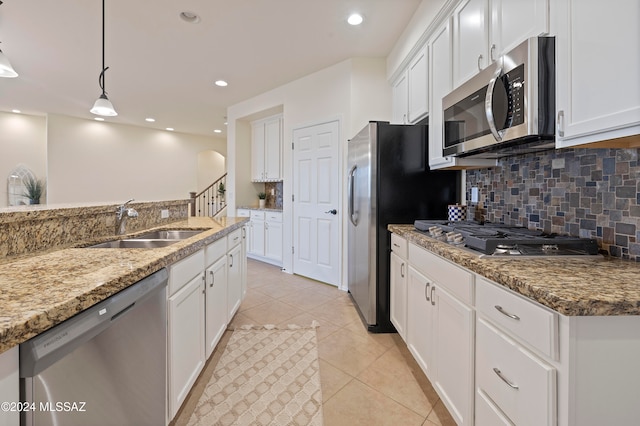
[0,216,248,354]
[389,224,640,317]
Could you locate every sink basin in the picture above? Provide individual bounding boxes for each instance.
[131,230,205,240]
[87,239,179,249]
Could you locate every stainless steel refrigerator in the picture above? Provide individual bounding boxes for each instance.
[347,121,460,332]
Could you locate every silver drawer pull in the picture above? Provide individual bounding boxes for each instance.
[494,305,520,320]
[493,368,519,389]
[393,243,400,248]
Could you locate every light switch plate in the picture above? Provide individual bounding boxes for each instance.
[471,187,479,203]
[161,209,169,219]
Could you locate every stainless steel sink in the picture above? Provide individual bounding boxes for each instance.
[87,239,180,249]
[132,230,205,240]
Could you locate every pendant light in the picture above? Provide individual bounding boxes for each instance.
[90,0,117,116]
[0,1,18,78]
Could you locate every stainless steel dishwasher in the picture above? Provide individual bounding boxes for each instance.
[20,268,168,426]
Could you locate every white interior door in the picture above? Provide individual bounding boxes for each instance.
[292,120,340,286]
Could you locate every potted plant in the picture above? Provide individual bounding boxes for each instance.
[258,191,267,208]
[217,182,226,199]
[23,176,45,205]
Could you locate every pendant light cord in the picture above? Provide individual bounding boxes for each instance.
[98,0,109,94]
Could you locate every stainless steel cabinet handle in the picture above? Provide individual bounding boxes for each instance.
[485,63,504,142]
[393,242,400,248]
[430,285,436,306]
[347,165,358,226]
[400,263,405,278]
[209,270,214,287]
[490,44,496,62]
[557,110,565,137]
[494,305,520,320]
[229,253,234,268]
[477,54,483,70]
[493,368,519,389]
[425,282,430,302]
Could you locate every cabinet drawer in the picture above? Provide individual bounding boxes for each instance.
[237,209,250,217]
[476,277,558,359]
[390,233,407,258]
[169,250,204,296]
[205,237,227,266]
[227,228,242,249]
[476,389,514,426]
[250,210,265,220]
[408,243,473,305]
[266,211,282,222]
[476,318,556,426]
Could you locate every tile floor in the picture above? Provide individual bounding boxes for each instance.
[173,259,456,426]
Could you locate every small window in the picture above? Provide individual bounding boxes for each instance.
[7,165,36,206]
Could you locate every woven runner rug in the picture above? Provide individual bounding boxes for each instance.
[187,324,323,426]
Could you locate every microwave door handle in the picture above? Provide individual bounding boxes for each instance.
[348,164,358,226]
[485,64,504,142]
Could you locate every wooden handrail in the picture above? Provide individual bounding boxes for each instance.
[190,173,227,217]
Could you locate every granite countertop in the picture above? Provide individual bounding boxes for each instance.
[0,216,248,354]
[389,224,640,317]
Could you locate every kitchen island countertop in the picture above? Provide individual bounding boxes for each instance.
[0,216,248,354]
[389,224,640,316]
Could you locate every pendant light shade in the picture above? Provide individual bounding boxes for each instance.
[0,48,18,78]
[91,0,117,116]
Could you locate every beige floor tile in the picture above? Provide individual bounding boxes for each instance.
[343,320,398,349]
[318,359,353,400]
[317,327,387,376]
[240,299,304,324]
[273,311,341,340]
[236,287,272,312]
[323,379,425,426]
[278,288,335,311]
[356,346,438,417]
[309,299,362,327]
[227,311,257,328]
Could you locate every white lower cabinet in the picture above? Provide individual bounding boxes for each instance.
[0,346,19,426]
[168,229,247,421]
[390,252,407,340]
[168,267,206,420]
[407,242,474,426]
[245,209,283,266]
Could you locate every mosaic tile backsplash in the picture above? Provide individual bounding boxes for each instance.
[465,148,640,261]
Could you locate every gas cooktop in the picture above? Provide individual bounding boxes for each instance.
[414,220,600,257]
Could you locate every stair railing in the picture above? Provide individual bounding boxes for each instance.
[190,173,227,217]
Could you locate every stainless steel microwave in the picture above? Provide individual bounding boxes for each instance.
[443,37,555,159]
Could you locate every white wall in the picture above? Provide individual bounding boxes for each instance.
[46,114,225,204]
[226,57,391,286]
[197,150,226,193]
[0,112,47,207]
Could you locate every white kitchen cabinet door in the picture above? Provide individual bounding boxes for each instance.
[241,225,248,298]
[452,0,489,88]
[249,217,266,257]
[391,71,408,124]
[251,121,266,181]
[0,346,19,426]
[265,219,283,262]
[406,266,435,378]
[168,273,205,419]
[490,0,548,58]
[205,256,227,359]
[432,285,475,426]
[407,46,428,123]
[553,0,640,147]
[227,243,243,320]
[390,251,408,341]
[264,117,282,180]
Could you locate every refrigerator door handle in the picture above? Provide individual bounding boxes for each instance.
[348,164,358,226]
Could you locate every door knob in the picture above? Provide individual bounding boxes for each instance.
[325,209,337,215]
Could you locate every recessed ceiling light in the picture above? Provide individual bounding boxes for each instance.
[145,117,156,122]
[215,80,228,87]
[180,11,200,24]
[347,13,364,26]
[94,117,105,121]
[11,109,21,113]
[166,127,174,131]
[214,129,222,134]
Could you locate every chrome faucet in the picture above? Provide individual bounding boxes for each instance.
[115,199,138,235]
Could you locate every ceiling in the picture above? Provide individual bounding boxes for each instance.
[0,0,422,137]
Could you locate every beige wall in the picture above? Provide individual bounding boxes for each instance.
[0,112,47,207]
[46,114,225,204]
[226,57,391,281]
[197,150,226,193]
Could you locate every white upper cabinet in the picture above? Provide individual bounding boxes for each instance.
[251,114,283,182]
[392,46,428,124]
[452,0,490,88]
[452,0,549,89]
[553,0,640,148]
